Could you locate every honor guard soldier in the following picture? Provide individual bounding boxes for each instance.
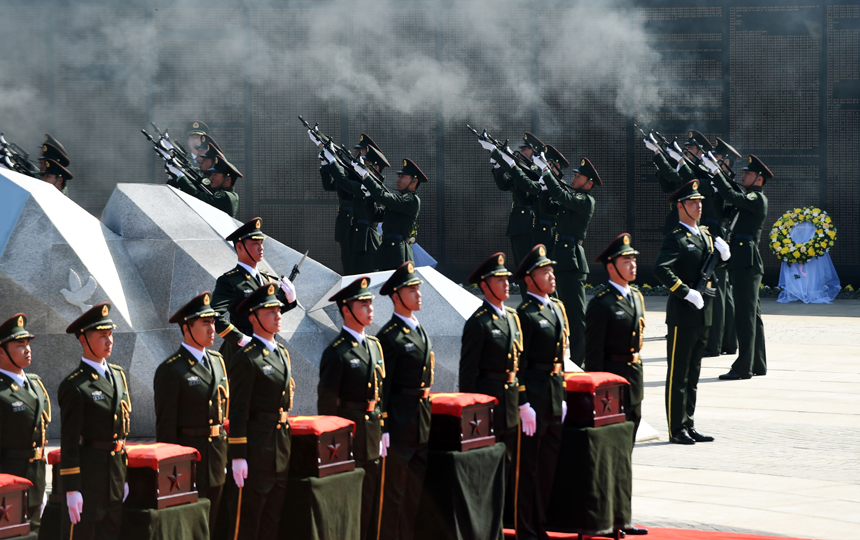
[318,277,386,540]
[194,134,223,173]
[37,134,70,172]
[186,121,210,170]
[211,218,297,369]
[59,303,132,539]
[40,158,74,195]
[356,159,426,271]
[154,292,229,536]
[458,253,523,528]
[0,314,51,532]
[376,262,433,540]
[512,245,568,540]
[703,154,772,380]
[653,181,729,444]
[225,284,295,540]
[166,149,240,217]
[537,152,598,369]
[319,139,389,274]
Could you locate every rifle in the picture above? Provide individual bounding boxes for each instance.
[298,116,355,170]
[0,133,41,178]
[694,211,739,296]
[141,129,214,196]
[288,250,309,282]
[150,122,191,161]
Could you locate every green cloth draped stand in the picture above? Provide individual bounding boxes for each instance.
[415,442,506,540]
[278,468,365,540]
[546,421,633,536]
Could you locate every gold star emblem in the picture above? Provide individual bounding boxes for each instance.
[497,254,504,265]
[203,294,210,305]
[689,132,693,138]
[538,246,546,257]
[193,122,199,128]
[360,135,365,141]
[692,181,698,190]
[581,159,586,166]
[361,278,368,289]
[255,219,261,229]
[101,305,109,317]
[749,156,753,163]
[267,284,275,295]
[407,262,414,273]
[16,316,23,327]
[623,235,630,245]
[42,145,47,153]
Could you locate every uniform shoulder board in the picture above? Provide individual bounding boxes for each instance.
[520,298,533,309]
[26,373,41,381]
[332,337,345,347]
[474,308,488,319]
[278,343,288,352]
[402,192,414,201]
[242,341,258,354]
[505,306,517,314]
[209,350,223,358]
[595,285,609,297]
[550,297,563,305]
[630,284,639,292]
[366,335,380,342]
[166,354,181,364]
[67,369,84,381]
[381,325,395,334]
[109,363,124,371]
[699,225,709,231]
[224,267,240,276]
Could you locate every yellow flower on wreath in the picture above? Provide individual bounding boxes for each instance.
[808,248,816,257]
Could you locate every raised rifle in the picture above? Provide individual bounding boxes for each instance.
[694,211,739,296]
[141,129,213,196]
[298,115,355,170]
[0,133,41,178]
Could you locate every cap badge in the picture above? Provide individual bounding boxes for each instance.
[193,122,199,128]
[101,305,109,317]
[267,284,275,295]
[360,135,365,141]
[16,316,24,327]
[214,157,219,164]
[407,262,414,273]
[689,132,693,138]
[538,246,546,257]
[255,219,261,229]
[623,235,630,245]
[203,294,210,305]
[403,159,408,167]
[749,156,753,163]
[497,254,504,265]
[202,135,208,142]
[46,162,51,169]
[692,181,698,190]
[42,145,47,153]
[361,278,368,289]
[581,159,586,166]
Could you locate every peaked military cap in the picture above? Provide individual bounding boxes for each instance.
[685,130,713,152]
[197,134,222,154]
[713,138,741,160]
[66,302,116,336]
[544,145,570,169]
[354,133,380,150]
[207,156,243,180]
[512,244,555,281]
[594,232,639,264]
[0,313,36,344]
[169,292,216,324]
[521,132,545,152]
[365,146,391,171]
[226,217,265,243]
[743,154,774,181]
[42,134,69,157]
[186,121,210,137]
[41,158,74,180]
[397,159,428,184]
[237,283,283,314]
[667,179,705,202]
[468,252,512,285]
[39,135,70,167]
[196,142,224,162]
[380,261,423,296]
[573,157,602,186]
[329,276,375,305]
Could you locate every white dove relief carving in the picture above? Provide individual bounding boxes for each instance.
[61,269,98,313]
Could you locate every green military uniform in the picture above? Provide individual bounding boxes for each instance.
[541,154,598,369]
[167,173,238,217]
[318,276,386,540]
[224,284,294,540]
[376,262,433,540]
[512,245,567,540]
[713,155,772,380]
[212,218,297,369]
[362,159,426,271]
[319,151,355,274]
[154,293,229,536]
[0,314,49,531]
[40,158,74,197]
[459,253,522,528]
[58,303,131,539]
[185,121,209,174]
[653,181,715,444]
[585,234,646,445]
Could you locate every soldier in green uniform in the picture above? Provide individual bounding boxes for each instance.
[318,276,386,540]
[211,218,297,370]
[319,141,390,274]
[538,151,599,369]
[356,159,426,271]
[0,313,50,532]
[166,152,240,217]
[39,158,73,196]
[59,303,132,539]
[459,253,523,529]
[653,181,729,444]
[37,134,70,172]
[154,292,229,537]
[186,121,210,172]
[512,245,568,540]
[704,154,773,380]
[225,284,295,540]
[194,134,223,174]
[376,262,433,540]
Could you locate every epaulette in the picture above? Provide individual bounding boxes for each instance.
[630,284,639,292]
[381,325,396,334]
[596,286,610,298]
[520,298,534,309]
[26,373,41,381]
[367,335,380,343]
[550,297,563,305]
[505,306,517,314]
[699,225,709,232]
[278,343,288,353]
[331,337,346,348]
[402,192,414,201]
[109,363,124,371]
[672,228,683,235]
[165,354,181,364]
[224,268,240,276]
[474,308,488,319]
[66,369,84,381]
[209,350,223,358]
[242,341,259,354]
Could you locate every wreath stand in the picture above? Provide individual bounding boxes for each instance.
[777,221,840,303]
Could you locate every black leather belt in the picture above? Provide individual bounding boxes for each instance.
[82,438,126,452]
[734,234,758,242]
[384,234,405,241]
[393,386,431,398]
[180,425,224,437]
[557,234,582,245]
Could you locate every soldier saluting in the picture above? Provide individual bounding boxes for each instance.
[58,303,131,539]
[318,277,387,540]
[0,313,51,532]
[154,292,229,537]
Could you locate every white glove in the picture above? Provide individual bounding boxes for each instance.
[701,152,719,174]
[160,138,175,151]
[123,482,129,502]
[561,400,568,423]
[714,236,731,261]
[500,152,516,169]
[666,146,683,163]
[490,157,499,169]
[361,184,371,198]
[232,458,248,488]
[380,432,390,458]
[519,403,537,437]
[539,176,548,191]
[321,145,337,165]
[308,130,321,147]
[280,276,297,303]
[157,147,171,161]
[479,139,495,152]
[66,491,83,524]
[685,289,704,310]
[644,138,659,154]
[352,161,369,178]
[238,335,252,347]
[532,153,548,171]
[165,162,183,179]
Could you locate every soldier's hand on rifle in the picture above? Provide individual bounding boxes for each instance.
[644,138,660,154]
[352,160,369,179]
[308,129,322,147]
[160,138,175,151]
[156,147,171,161]
[498,151,515,169]
[539,176,548,191]
[164,162,183,180]
[321,144,337,166]
[714,237,731,261]
[280,276,297,303]
[702,151,720,175]
[232,459,248,488]
[532,152,549,172]
[666,145,683,163]
[380,432,390,458]
[489,156,500,169]
[66,491,83,524]
[361,184,372,198]
[684,289,705,310]
[519,403,537,436]
[478,139,495,152]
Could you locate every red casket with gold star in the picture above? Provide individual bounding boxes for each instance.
[428,393,498,452]
[123,443,201,509]
[564,372,629,428]
[288,416,356,478]
[0,474,32,538]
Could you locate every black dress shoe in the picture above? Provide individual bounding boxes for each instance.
[669,431,695,445]
[623,526,649,535]
[703,350,720,358]
[718,370,751,380]
[688,429,714,442]
[753,372,766,376]
[721,350,737,355]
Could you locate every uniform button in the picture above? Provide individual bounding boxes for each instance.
[420,382,425,387]
[504,384,509,389]
[114,414,118,420]
[556,342,560,347]
[553,358,558,362]
[630,348,635,352]
[209,400,212,406]
[111,451,115,456]
[208,437,212,442]
[507,354,512,359]
[32,442,37,447]
[276,425,282,429]
[739,242,744,246]
[113,433,117,438]
[209,419,214,424]
[282,391,286,396]
[368,383,372,388]
[365,415,369,420]
[423,367,426,371]
[564,244,568,247]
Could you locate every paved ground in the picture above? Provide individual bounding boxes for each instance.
[631,297,860,539]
